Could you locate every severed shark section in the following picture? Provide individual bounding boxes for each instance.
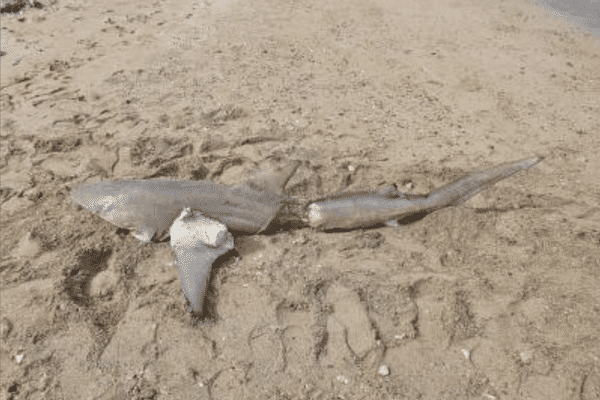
[71,162,299,313]
[306,155,544,230]
[71,161,300,242]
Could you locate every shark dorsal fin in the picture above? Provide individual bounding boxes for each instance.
[241,161,301,195]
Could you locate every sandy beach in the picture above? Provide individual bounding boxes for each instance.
[1,0,599,398]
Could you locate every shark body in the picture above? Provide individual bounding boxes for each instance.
[71,162,300,242]
[71,155,544,313]
[306,155,544,230]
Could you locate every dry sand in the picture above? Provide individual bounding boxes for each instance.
[1,0,599,399]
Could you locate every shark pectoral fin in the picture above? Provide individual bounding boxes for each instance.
[244,161,301,195]
[175,248,211,313]
[170,208,234,313]
[133,227,157,243]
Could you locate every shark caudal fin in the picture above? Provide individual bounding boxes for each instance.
[426,155,544,208]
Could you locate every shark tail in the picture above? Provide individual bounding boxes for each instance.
[425,155,544,208]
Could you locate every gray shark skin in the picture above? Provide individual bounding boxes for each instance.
[71,162,299,313]
[306,155,544,230]
[169,208,235,313]
[71,162,300,242]
[71,155,543,314]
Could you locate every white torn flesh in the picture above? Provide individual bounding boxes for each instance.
[170,208,234,313]
[133,228,156,243]
[306,203,324,228]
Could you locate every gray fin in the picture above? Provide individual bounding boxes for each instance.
[170,209,234,313]
[242,161,301,194]
[427,155,544,208]
[176,251,211,313]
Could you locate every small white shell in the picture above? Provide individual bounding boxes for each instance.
[461,349,470,360]
[170,208,234,312]
[378,364,390,376]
